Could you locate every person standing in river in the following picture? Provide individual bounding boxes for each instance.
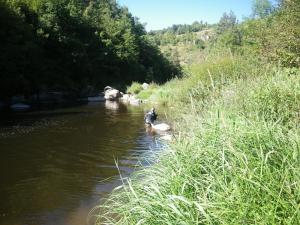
[144,107,157,127]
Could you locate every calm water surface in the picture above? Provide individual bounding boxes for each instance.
[0,102,162,225]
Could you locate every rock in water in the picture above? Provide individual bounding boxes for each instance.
[121,94,131,102]
[104,86,113,92]
[105,101,119,110]
[104,89,121,100]
[129,98,141,105]
[129,95,141,105]
[121,94,142,105]
[142,83,149,90]
[152,123,171,131]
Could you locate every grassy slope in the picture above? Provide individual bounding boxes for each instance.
[93,51,300,224]
[156,28,214,66]
[160,44,206,65]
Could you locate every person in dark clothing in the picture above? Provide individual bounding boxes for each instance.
[144,107,157,126]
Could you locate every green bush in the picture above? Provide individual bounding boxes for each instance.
[137,83,159,100]
[126,82,143,94]
[224,68,300,126]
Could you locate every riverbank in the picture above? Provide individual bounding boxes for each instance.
[92,50,300,224]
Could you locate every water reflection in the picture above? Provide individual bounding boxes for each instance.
[104,101,120,111]
[0,102,162,225]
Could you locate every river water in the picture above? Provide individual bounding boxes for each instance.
[0,102,162,225]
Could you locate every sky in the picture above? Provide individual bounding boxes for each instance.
[117,0,254,31]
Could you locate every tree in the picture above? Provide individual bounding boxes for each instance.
[252,0,273,19]
[0,0,179,102]
[268,0,300,67]
[217,10,237,34]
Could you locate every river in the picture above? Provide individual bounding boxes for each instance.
[0,101,162,225]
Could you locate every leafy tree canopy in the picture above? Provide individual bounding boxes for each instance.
[0,0,180,101]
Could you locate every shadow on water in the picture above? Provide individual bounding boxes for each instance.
[0,102,89,128]
[0,101,164,225]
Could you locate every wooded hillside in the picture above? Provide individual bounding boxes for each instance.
[0,0,180,102]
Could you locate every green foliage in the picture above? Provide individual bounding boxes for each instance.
[252,0,273,18]
[126,82,143,94]
[149,0,298,68]
[92,1,300,224]
[0,0,179,101]
[241,69,300,125]
[147,21,214,48]
[137,83,158,100]
[93,53,300,225]
[269,0,300,67]
[149,20,210,35]
[0,0,40,99]
[211,0,299,68]
[195,39,205,49]
[217,10,237,34]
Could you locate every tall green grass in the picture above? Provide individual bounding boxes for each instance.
[126,82,143,94]
[92,53,300,224]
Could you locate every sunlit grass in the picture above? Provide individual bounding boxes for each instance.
[126,82,143,95]
[137,83,159,100]
[92,53,300,224]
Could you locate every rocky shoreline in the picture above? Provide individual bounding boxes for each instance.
[103,85,146,106]
[0,83,147,111]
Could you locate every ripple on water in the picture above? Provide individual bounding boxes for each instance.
[0,103,165,225]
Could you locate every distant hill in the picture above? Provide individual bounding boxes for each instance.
[147,24,216,65]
